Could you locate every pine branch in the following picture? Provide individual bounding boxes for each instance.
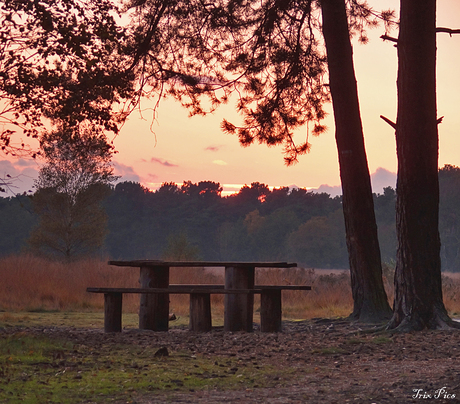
[381,27,460,44]
[380,34,397,43]
[380,115,396,129]
[380,115,444,130]
[436,27,460,36]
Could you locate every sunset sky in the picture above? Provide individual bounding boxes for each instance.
[2,0,460,197]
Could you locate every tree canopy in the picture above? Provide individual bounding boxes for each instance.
[125,0,393,163]
[28,125,117,260]
[0,0,135,155]
[35,125,118,202]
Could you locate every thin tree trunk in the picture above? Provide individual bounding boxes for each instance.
[389,0,457,330]
[321,0,392,322]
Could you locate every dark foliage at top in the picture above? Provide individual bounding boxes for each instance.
[0,0,135,155]
[126,0,395,164]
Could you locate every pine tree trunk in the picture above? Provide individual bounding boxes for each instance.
[321,0,392,322]
[389,0,456,330]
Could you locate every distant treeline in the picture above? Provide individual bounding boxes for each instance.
[2,165,460,271]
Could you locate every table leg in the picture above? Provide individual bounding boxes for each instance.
[104,292,122,333]
[189,293,212,332]
[224,266,254,332]
[139,265,170,331]
[260,289,282,332]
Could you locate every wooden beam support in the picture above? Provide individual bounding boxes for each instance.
[139,265,170,331]
[189,293,212,332]
[104,292,122,333]
[224,266,255,332]
[260,289,282,332]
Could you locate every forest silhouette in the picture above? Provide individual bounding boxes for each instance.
[1,164,460,271]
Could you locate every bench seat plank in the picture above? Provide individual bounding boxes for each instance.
[87,285,311,294]
[255,285,311,290]
[108,260,298,268]
[87,287,255,294]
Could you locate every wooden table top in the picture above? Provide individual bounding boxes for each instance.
[108,260,297,268]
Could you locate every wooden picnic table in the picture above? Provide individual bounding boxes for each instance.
[107,260,299,332]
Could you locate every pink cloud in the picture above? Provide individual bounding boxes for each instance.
[0,159,38,195]
[150,157,178,167]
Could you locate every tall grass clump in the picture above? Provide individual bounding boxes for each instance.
[0,255,138,312]
[441,272,460,317]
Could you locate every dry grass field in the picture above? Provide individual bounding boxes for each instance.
[1,255,460,320]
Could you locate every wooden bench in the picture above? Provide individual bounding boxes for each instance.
[86,284,311,333]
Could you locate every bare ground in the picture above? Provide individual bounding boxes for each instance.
[6,319,460,403]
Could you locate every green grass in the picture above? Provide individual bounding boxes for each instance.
[0,330,289,403]
[0,311,191,329]
[344,337,366,345]
[0,312,295,403]
[371,335,393,344]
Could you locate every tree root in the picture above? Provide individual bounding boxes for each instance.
[385,307,460,333]
[344,312,460,336]
[310,312,460,336]
[347,311,392,325]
